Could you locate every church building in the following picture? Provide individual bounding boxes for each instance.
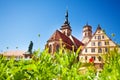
[46,11,84,53]
[46,11,117,68]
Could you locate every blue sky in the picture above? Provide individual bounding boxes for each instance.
[0,0,120,52]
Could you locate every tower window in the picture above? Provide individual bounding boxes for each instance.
[91,48,95,52]
[85,33,87,36]
[94,36,96,39]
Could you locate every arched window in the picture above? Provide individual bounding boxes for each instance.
[49,45,52,53]
[85,33,87,36]
[56,45,60,52]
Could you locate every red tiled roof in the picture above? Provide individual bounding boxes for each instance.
[48,30,84,51]
[71,36,84,48]
[3,50,25,57]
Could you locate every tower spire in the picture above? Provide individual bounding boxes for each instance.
[64,10,69,24]
[60,10,72,36]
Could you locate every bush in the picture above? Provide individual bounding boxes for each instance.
[98,48,120,80]
[0,48,96,80]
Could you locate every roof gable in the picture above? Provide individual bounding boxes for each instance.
[48,30,74,46]
[47,30,84,50]
[81,26,117,54]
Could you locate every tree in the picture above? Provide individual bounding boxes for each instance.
[28,41,33,54]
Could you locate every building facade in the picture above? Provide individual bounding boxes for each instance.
[46,11,117,68]
[80,24,117,69]
[46,11,84,53]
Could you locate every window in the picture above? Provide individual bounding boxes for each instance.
[91,48,95,52]
[98,42,102,46]
[98,48,102,53]
[98,56,102,61]
[105,47,108,52]
[105,41,109,45]
[85,33,87,36]
[49,45,52,53]
[102,35,104,39]
[85,48,87,53]
[98,36,101,40]
[94,36,96,39]
[85,56,87,60]
[91,42,95,46]
[56,45,59,52]
[92,56,96,60]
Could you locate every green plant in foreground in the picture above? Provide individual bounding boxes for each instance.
[1,47,120,80]
[0,47,96,80]
[98,47,120,80]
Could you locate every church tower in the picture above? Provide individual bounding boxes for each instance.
[60,10,72,36]
[82,23,92,44]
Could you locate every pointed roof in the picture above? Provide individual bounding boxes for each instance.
[60,10,72,31]
[71,36,84,48]
[47,30,84,51]
[83,23,92,28]
[48,30,73,45]
[97,24,102,30]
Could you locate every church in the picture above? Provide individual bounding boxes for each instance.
[46,11,117,68]
[46,11,84,53]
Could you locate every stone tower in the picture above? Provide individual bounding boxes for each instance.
[60,10,72,36]
[82,23,92,44]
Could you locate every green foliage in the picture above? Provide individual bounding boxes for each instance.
[0,48,96,80]
[98,47,120,80]
[1,47,120,80]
